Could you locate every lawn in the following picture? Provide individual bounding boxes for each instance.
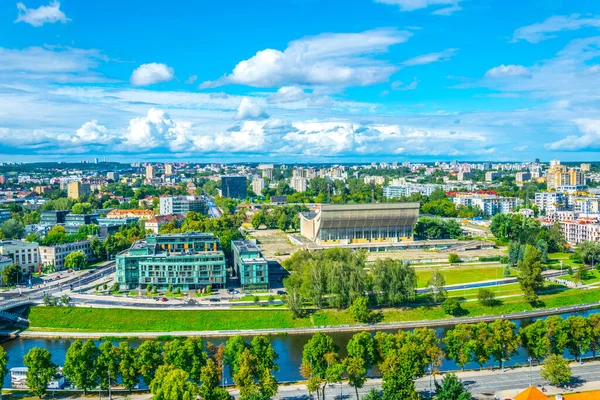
[27,287,600,333]
[415,265,514,287]
[557,269,600,285]
[545,252,582,269]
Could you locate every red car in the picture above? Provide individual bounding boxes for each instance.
[55,275,62,280]
[161,297,168,302]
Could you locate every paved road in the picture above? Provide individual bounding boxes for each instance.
[272,362,600,399]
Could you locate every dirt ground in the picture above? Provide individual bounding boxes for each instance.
[365,247,506,262]
[245,228,298,263]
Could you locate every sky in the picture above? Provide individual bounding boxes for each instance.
[2,0,600,163]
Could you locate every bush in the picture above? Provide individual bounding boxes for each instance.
[168,284,173,293]
[576,267,589,281]
[448,253,460,264]
[111,282,119,292]
[102,283,107,291]
[480,256,503,262]
[478,288,496,307]
[175,287,181,294]
[442,298,463,316]
[253,296,260,305]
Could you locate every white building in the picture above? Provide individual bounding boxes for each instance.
[0,240,40,273]
[291,177,308,193]
[252,177,265,195]
[485,171,501,182]
[535,192,567,214]
[39,240,93,271]
[452,194,520,216]
[559,217,600,245]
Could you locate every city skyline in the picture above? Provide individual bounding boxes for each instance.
[2,0,600,162]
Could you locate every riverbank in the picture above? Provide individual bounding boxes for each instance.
[11,290,600,338]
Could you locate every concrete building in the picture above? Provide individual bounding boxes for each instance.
[159,196,207,216]
[115,233,227,290]
[145,165,155,182]
[144,214,185,234]
[452,194,520,216]
[299,203,420,245]
[252,177,265,195]
[40,210,69,226]
[291,177,308,193]
[67,181,91,200]
[261,169,273,180]
[39,240,93,271]
[106,209,155,220]
[164,163,173,176]
[232,240,268,289]
[559,217,600,245]
[107,171,119,181]
[221,176,247,199]
[485,171,501,182]
[515,172,532,187]
[534,192,567,214]
[547,164,584,191]
[0,255,12,271]
[581,163,592,172]
[0,240,40,273]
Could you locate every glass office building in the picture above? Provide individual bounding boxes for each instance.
[221,176,247,199]
[232,240,268,289]
[115,232,227,291]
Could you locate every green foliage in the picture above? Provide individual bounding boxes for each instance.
[135,340,163,386]
[541,354,572,386]
[427,268,446,303]
[119,342,139,392]
[520,319,551,363]
[149,364,197,400]
[477,288,496,307]
[23,347,58,398]
[435,373,471,400]
[1,263,21,286]
[518,245,544,303]
[574,241,600,266]
[414,217,462,240]
[64,250,87,270]
[71,202,93,214]
[448,253,460,264]
[491,213,541,245]
[347,296,379,324]
[95,341,120,390]
[563,316,592,362]
[488,320,521,370]
[0,218,24,238]
[442,298,463,316]
[371,258,417,306]
[0,346,8,393]
[63,340,99,395]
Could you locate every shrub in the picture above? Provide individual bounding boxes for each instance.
[442,298,463,316]
[168,284,173,293]
[448,253,460,264]
[478,288,496,307]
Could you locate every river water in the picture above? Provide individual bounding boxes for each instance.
[1,308,599,388]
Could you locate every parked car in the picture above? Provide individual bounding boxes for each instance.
[276,290,287,295]
[161,297,168,302]
[55,276,61,280]
[209,298,221,302]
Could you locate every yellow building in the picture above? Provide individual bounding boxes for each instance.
[67,181,91,200]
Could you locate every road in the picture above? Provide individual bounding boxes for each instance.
[272,362,600,399]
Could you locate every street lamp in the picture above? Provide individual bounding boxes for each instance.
[428,364,433,399]
[528,357,532,387]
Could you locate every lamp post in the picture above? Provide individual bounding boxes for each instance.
[528,357,532,387]
[428,364,433,399]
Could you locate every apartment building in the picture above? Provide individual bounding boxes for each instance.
[559,217,600,245]
[159,196,207,216]
[67,181,91,200]
[291,177,308,193]
[0,240,40,273]
[0,209,10,225]
[534,192,567,214]
[252,177,265,195]
[515,172,532,187]
[144,214,185,234]
[115,233,227,290]
[221,176,247,199]
[106,209,155,220]
[145,165,155,182]
[546,163,585,191]
[452,194,520,216]
[232,240,269,289]
[39,240,93,271]
[485,171,501,182]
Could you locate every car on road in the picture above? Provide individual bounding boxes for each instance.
[67,269,73,273]
[55,276,61,280]
[161,297,168,302]
[276,290,287,295]
[208,298,221,302]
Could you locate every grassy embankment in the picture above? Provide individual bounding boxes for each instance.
[27,286,600,333]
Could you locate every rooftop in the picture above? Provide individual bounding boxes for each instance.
[232,240,262,253]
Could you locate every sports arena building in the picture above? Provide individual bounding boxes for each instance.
[299,203,420,245]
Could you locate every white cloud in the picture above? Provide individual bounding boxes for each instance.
[15,0,69,27]
[121,108,191,151]
[185,75,197,84]
[73,120,110,144]
[547,119,600,151]
[268,86,309,103]
[0,46,104,73]
[234,97,269,120]
[391,78,419,90]
[402,48,458,66]
[375,0,463,14]
[130,63,174,86]
[485,64,531,78]
[201,29,411,89]
[513,14,600,43]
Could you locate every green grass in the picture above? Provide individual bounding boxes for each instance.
[230,295,282,302]
[415,265,514,287]
[27,286,600,333]
[557,269,600,284]
[545,252,582,269]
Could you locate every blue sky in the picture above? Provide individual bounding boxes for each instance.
[1,0,600,162]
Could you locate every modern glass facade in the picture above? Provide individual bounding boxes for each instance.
[221,176,247,199]
[115,232,227,290]
[232,240,268,289]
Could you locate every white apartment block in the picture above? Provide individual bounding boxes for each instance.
[252,177,265,195]
[485,171,501,182]
[291,177,308,193]
[39,240,93,271]
[452,194,520,216]
[560,218,600,245]
[0,240,40,273]
[535,192,567,214]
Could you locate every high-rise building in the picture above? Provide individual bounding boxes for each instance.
[145,165,155,181]
[221,176,247,199]
[291,177,307,192]
[262,169,273,180]
[515,172,532,187]
[232,240,268,289]
[547,165,584,191]
[115,233,227,290]
[67,181,91,200]
[159,196,207,216]
[252,177,265,195]
[164,163,173,176]
[581,163,592,172]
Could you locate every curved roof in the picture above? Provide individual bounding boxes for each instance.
[304,203,420,229]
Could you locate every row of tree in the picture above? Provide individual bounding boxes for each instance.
[250,205,308,231]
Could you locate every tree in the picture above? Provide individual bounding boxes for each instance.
[90,237,107,260]
[198,359,230,400]
[71,202,93,214]
[547,315,569,355]
[379,351,421,400]
[283,274,304,318]
[346,332,376,399]
[233,348,279,400]
[444,324,474,370]
[435,373,471,400]
[477,288,496,307]
[135,340,163,386]
[251,213,263,229]
[60,294,71,306]
[301,333,339,400]
[427,268,446,303]
[64,250,87,270]
[1,219,24,239]
[95,341,120,390]
[23,347,57,398]
[63,339,99,395]
[119,342,139,393]
[448,253,460,264]
[518,245,543,303]
[371,258,417,306]
[589,314,600,359]
[442,298,463,316]
[471,322,493,369]
[0,346,9,399]
[488,320,521,371]
[149,364,197,400]
[564,316,592,362]
[541,354,572,386]
[347,297,377,324]
[1,264,21,286]
[520,320,550,364]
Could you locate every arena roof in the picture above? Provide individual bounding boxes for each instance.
[301,203,420,229]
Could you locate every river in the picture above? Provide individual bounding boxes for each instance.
[1,308,599,388]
